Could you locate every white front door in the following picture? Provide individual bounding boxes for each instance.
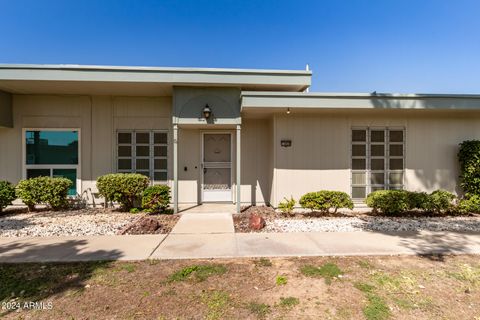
[202,133,232,202]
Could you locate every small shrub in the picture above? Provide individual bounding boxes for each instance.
[278,196,296,216]
[299,191,353,213]
[458,194,480,214]
[276,275,287,286]
[96,173,150,211]
[141,185,171,213]
[16,177,47,211]
[406,191,429,211]
[426,190,455,214]
[130,207,141,214]
[458,140,480,195]
[366,190,409,214]
[42,177,72,210]
[16,177,72,211]
[0,181,16,213]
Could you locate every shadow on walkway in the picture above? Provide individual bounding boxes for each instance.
[0,239,122,316]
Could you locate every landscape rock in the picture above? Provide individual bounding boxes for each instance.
[119,216,161,235]
[249,214,266,230]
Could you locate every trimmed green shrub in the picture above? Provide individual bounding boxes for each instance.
[42,177,72,210]
[406,191,430,211]
[458,194,480,214]
[16,177,72,211]
[278,196,296,216]
[366,189,457,214]
[365,190,410,214]
[96,173,150,211]
[17,177,49,211]
[0,181,16,213]
[426,189,455,214]
[141,185,171,213]
[299,191,353,213]
[458,140,480,195]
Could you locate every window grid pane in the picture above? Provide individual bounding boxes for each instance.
[117,130,168,182]
[352,128,404,198]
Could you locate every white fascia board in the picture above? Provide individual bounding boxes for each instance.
[241,91,480,111]
[0,64,311,88]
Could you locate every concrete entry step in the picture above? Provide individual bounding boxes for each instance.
[171,213,234,234]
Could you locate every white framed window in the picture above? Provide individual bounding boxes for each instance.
[351,127,405,199]
[116,130,168,182]
[23,129,80,196]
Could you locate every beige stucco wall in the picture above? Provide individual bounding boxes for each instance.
[271,111,480,206]
[0,95,172,199]
[2,94,479,208]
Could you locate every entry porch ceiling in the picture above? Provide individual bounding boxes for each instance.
[0,64,311,96]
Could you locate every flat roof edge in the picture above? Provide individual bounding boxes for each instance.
[241,91,480,99]
[0,64,312,76]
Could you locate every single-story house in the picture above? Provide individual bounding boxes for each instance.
[0,64,479,213]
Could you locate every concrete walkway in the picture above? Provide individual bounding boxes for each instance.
[1,230,480,262]
[171,213,234,234]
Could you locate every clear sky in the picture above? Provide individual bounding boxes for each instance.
[1,0,479,93]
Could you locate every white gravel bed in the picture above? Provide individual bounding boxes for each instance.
[263,216,480,233]
[0,210,137,237]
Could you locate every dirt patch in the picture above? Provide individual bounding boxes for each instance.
[1,255,480,319]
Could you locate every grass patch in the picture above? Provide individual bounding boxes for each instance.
[300,262,343,284]
[357,260,374,269]
[121,263,136,273]
[363,294,390,320]
[278,296,299,309]
[201,291,230,320]
[354,282,375,294]
[276,275,287,286]
[247,302,271,318]
[447,264,480,286]
[167,264,227,282]
[254,258,273,267]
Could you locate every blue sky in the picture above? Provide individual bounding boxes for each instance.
[1,0,479,93]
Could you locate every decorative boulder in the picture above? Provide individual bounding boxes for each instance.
[249,214,266,230]
[118,216,161,235]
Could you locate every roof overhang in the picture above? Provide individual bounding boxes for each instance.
[0,64,311,96]
[241,91,480,113]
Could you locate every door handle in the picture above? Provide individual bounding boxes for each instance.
[204,168,207,174]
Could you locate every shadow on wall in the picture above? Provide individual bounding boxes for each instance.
[0,239,122,316]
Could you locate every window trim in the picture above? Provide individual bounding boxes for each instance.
[22,128,81,196]
[116,130,168,182]
[350,126,405,199]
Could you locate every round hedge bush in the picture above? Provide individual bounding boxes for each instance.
[0,180,16,213]
[299,190,353,213]
[96,173,150,211]
[141,185,171,213]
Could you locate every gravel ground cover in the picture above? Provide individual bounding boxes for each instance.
[0,208,178,237]
[234,206,480,233]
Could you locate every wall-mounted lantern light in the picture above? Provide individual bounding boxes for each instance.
[286,107,291,114]
[203,104,212,119]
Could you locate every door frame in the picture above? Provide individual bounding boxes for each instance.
[200,131,234,203]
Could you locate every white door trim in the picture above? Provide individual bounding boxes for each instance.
[200,131,233,203]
